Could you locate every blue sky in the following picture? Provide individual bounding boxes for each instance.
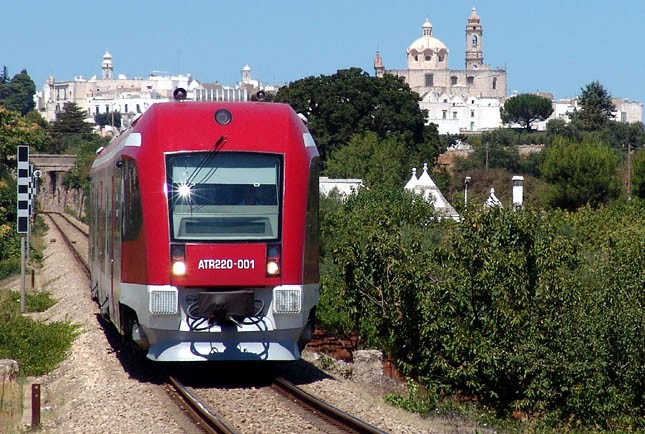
[2,1,644,103]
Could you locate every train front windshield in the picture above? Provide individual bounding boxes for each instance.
[167,152,281,241]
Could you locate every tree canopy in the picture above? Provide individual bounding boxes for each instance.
[631,148,645,199]
[541,138,620,210]
[500,93,553,131]
[325,131,408,188]
[0,106,49,171]
[569,81,616,131]
[94,111,122,129]
[0,68,36,116]
[274,67,430,164]
[48,102,94,154]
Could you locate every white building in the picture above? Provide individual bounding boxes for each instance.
[529,96,643,130]
[34,51,276,126]
[319,176,364,198]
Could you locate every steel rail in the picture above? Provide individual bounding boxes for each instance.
[166,376,240,434]
[273,376,388,434]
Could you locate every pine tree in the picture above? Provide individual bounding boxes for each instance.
[569,81,616,131]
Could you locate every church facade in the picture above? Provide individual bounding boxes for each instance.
[376,8,508,134]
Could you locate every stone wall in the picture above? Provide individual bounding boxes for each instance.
[31,154,86,219]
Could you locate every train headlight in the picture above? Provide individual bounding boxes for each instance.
[266,245,281,276]
[172,261,186,276]
[171,244,187,277]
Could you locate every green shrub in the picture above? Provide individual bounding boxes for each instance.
[0,258,20,280]
[0,290,77,376]
[318,186,445,358]
[25,291,57,312]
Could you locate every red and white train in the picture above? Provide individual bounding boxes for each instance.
[89,90,320,361]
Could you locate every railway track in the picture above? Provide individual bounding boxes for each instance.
[45,211,389,434]
[45,212,90,277]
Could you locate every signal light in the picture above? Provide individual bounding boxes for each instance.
[171,244,186,277]
[173,87,187,101]
[266,245,281,276]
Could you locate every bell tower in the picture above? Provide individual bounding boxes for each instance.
[374,50,384,78]
[465,7,483,70]
[102,51,113,80]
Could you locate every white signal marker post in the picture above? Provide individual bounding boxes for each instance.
[17,145,30,313]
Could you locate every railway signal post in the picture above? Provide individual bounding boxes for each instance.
[17,145,30,313]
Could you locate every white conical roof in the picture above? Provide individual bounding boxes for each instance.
[404,167,418,190]
[408,163,459,220]
[484,187,503,208]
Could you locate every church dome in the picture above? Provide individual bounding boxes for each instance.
[407,19,448,53]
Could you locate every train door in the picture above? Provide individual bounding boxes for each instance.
[99,178,111,316]
[109,172,122,331]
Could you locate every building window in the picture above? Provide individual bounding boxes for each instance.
[471,110,475,118]
[105,104,110,113]
[467,76,474,85]
[438,54,445,62]
[452,111,458,120]
[493,77,497,90]
[451,76,458,85]
[425,55,431,61]
[124,104,128,113]
[472,35,478,46]
[442,110,447,119]
[414,54,418,61]
[621,112,627,122]
[425,73,434,87]
[470,122,475,130]
[95,106,99,115]
[136,104,141,113]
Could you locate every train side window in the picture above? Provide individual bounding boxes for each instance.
[122,159,143,241]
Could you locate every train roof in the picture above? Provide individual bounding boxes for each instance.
[91,100,315,171]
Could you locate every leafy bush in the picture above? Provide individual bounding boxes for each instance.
[317,187,445,355]
[318,190,645,429]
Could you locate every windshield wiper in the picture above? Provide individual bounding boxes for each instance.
[186,135,228,186]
